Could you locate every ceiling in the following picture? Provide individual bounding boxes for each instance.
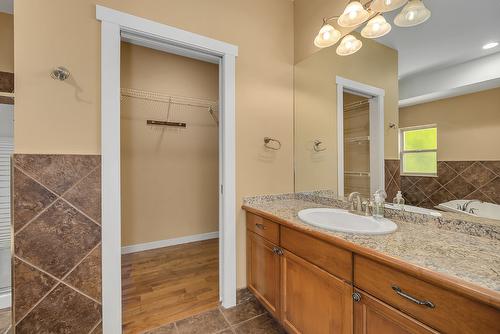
[0,0,13,14]
[374,0,500,78]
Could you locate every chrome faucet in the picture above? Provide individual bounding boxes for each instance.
[348,192,363,214]
[460,200,482,213]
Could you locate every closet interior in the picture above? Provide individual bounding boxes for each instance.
[343,92,371,198]
[120,42,220,334]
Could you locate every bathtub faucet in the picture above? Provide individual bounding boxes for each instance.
[459,200,482,213]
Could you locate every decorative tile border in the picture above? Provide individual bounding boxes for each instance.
[13,154,102,333]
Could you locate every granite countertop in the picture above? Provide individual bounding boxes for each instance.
[242,193,500,294]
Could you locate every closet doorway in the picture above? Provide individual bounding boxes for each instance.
[336,76,385,197]
[120,42,220,333]
[97,6,238,334]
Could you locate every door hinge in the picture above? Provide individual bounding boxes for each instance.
[220,184,223,194]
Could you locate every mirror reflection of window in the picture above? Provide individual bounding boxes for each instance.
[399,125,437,176]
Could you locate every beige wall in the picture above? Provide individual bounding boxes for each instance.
[294,34,399,192]
[399,87,500,161]
[120,43,219,246]
[0,12,14,73]
[14,0,295,288]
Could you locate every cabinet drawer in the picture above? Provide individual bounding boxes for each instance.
[246,212,279,244]
[281,226,352,282]
[354,255,500,334]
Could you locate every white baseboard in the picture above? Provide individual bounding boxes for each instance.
[0,292,11,309]
[121,231,219,254]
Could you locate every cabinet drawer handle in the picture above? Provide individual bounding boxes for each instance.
[392,285,435,308]
[255,223,266,230]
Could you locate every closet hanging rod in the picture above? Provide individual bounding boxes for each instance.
[147,120,187,128]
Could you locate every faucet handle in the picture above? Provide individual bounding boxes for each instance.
[363,200,372,216]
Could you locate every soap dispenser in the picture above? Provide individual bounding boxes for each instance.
[372,190,386,218]
[393,191,405,210]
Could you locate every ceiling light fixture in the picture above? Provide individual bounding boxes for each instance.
[370,0,408,13]
[361,15,392,38]
[314,0,431,56]
[336,35,363,56]
[394,0,431,27]
[314,23,342,48]
[482,42,499,50]
[338,1,370,27]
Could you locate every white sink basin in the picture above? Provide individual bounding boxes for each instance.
[298,208,397,235]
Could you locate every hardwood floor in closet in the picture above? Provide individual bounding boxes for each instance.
[122,238,219,334]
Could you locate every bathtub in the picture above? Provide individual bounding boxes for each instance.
[436,199,500,220]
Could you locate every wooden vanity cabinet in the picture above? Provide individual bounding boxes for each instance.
[281,249,353,334]
[247,230,281,318]
[353,289,438,334]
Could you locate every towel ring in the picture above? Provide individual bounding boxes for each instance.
[264,137,281,150]
[313,140,326,152]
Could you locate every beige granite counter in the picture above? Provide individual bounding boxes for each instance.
[242,193,500,296]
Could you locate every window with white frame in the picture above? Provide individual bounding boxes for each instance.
[399,125,437,176]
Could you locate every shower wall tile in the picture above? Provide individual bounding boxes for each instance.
[14,154,100,195]
[385,160,500,207]
[13,154,102,332]
[14,199,101,278]
[64,246,102,301]
[16,284,101,334]
[12,168,58,232]
[13,258,57,322]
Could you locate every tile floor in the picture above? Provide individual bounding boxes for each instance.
[0,308,11,334]
[146,289,286,334]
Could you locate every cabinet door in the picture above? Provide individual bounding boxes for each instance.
[247,231,280,317]
[353,289,438,334]
[281,249,353,334]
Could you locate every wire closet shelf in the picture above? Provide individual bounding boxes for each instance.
[120,87,219,126]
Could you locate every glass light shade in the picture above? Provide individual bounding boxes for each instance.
[314,24,341,48]
[336,35,363,56]
[338,1,370,27]
[361,15,392,38]
[370,0,408,13]
[394,0,431,27]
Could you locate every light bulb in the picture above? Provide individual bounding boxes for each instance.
[338,1,370,27]
[336,34,363,56]
[394,0,430,27]
[361,15,392,38]
[313,24,341,48]
[370,0,407,13]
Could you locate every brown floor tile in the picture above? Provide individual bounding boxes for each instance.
[146,322,177,334]
[233,313,285,334]
[63,166,101,223]
[221,297,266,325]
[176,309,229,334]
[13,168,58,232]
[13,258,57,321]
[64,246,102,301]
[14,154,100,195]
[15,200,101,278]
[236,288,254,305]
[16,284,101,334]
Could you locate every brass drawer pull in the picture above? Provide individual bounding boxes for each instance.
[255,223,266,230]
[392,285,435,308]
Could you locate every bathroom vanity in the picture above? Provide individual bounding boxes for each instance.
[242,194,500,334]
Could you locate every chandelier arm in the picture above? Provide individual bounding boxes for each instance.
[322,0,378,26]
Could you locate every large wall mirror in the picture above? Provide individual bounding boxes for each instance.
[294,0,500,221]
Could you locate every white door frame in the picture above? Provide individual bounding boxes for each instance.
[97,6,238,333]
[336,76,385,197]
